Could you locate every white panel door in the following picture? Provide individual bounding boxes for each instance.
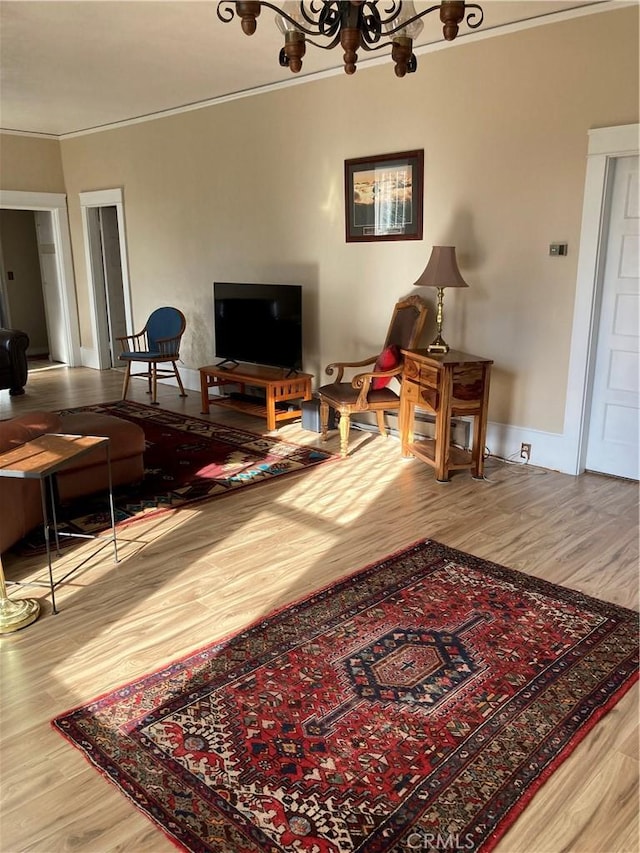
[585,155,639,479]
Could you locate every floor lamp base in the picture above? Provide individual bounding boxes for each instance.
[0,595,40,633]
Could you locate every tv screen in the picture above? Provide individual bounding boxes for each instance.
[213,282,303,371]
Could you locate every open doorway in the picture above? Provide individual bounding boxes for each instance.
[0,190,80,366]
[80,188,133,370]
[85,206,128,367]
[0,209,50,358]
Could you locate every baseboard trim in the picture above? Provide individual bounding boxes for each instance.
[352,411,470,448]
[80,346,101,369]
[485,422,571,475]
[351,413,572,476]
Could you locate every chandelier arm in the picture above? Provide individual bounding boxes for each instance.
[218,1,345,40]
[217,2,241,24]
[463,4,485,30]
[356,1,383,46]
[302,1,341,38]
[375,3,484,38]
[304,34,348,51]
[357,39,408,55]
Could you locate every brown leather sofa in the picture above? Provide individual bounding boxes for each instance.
[0,410,146,554]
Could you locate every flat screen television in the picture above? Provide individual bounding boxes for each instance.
[213,282,303,372]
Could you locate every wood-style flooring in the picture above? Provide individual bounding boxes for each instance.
[1,364,638,852]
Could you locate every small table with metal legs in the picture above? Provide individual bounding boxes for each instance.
[0,433,119,614]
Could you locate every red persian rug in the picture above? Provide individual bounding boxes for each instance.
[53,539,638,853]
[15,400,336,552]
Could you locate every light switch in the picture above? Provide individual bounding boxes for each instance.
[549,243,568,256]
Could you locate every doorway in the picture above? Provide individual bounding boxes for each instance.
[584,155,639,479]
[80,188,133,370]
[0,190,80,366]
[0,209,50,357]
[86,206,128,367]
[565,124,640,479]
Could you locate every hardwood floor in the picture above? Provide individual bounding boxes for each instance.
[1,365,638,853]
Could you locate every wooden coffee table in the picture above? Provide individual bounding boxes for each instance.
[199,363,313,431]
[0,433,118,614]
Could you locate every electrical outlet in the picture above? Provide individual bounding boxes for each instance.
[520,442,531,462]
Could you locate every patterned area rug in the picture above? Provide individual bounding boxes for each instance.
[53,539,639,853]
[16,401,335,552]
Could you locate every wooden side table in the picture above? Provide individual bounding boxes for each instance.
[400,349,493,482]
[0,433,118,614]
[199,363,313,431]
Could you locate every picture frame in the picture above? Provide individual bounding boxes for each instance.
[344,149,424,243]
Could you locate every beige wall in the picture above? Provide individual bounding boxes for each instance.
[0,134,65,192]
[2,7,639,440]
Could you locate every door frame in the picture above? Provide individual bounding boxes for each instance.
[79,188,133,370]
[0,228,10,327]
[0,190,80,365]
[563,123,639,475]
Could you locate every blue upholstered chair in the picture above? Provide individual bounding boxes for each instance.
[117,307,187,406]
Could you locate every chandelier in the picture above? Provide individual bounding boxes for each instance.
[216,1,485,77]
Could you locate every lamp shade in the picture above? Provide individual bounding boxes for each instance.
[413,246,469,289]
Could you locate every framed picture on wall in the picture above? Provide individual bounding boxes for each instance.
[344,149,424,243]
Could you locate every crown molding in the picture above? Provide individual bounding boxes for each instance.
[0,128,59,140]
[1,1,633,142]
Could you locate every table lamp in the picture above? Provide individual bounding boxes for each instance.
[413,246,469,353]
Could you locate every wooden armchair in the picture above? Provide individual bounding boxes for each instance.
[117,306,187,406]
[318,295,428,457]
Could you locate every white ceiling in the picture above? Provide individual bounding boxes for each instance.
[0,0,614,138]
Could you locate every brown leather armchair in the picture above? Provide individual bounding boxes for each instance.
[318,296,428,457]
[0,328,29,396]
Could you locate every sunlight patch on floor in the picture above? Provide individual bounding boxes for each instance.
[272,440,411,525]
[27,361,66,373]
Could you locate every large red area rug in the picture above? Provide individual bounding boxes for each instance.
[15,400,335,552]
[53,539,638,853]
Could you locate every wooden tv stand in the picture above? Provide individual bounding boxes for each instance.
[199,363,313,431]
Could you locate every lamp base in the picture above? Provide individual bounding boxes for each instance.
[427,334,450,354]
[0,595,40,634]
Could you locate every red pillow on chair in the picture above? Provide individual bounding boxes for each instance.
[371,344,401,389]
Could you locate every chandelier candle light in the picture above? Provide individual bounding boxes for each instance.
[414,246,469,353]
[217,1,484,77]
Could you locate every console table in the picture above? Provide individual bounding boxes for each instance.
[0,433,118,614]
[399,349,493,482]
[199,363,313,431]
